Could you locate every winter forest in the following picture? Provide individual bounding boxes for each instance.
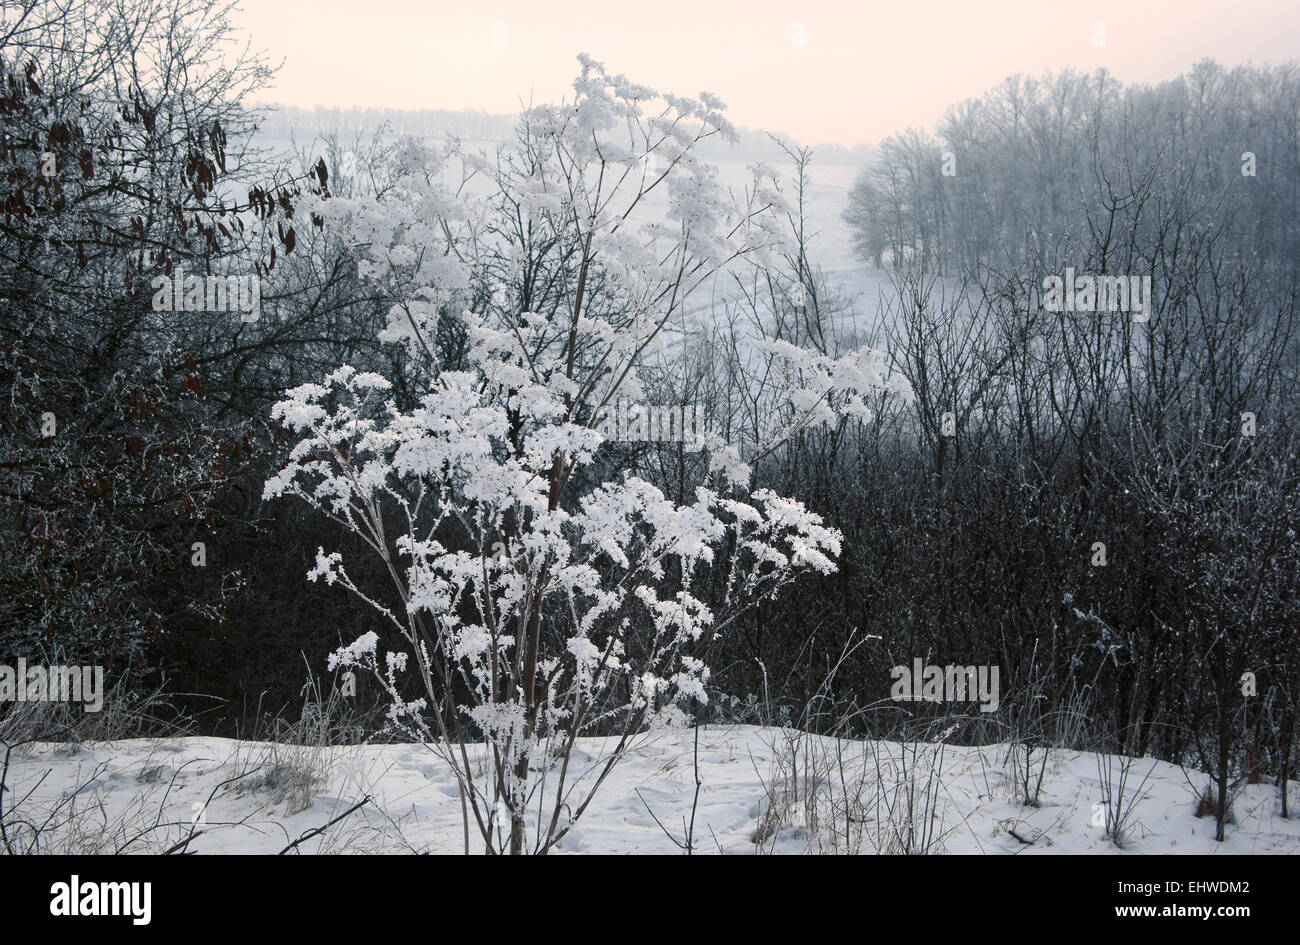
[2,0,1299,862]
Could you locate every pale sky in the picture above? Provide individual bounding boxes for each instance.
[234,0,1300,146]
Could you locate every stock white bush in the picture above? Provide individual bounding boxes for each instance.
[265,56,908,853]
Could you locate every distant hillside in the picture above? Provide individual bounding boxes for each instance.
[257,103,874,167]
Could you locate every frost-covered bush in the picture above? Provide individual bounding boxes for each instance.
[265,56,908,853]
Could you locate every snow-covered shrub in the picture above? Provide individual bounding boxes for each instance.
[265,56,908,853]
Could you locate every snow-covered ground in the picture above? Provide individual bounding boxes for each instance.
[7,726,1298,854]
